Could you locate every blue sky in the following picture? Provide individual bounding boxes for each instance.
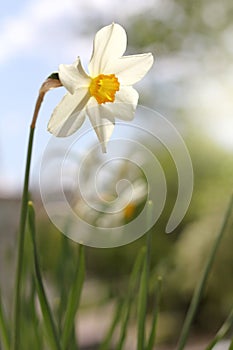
[0,0,232,196]
[0,0,156,195]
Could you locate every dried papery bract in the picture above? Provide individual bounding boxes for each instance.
[31,74,62,129]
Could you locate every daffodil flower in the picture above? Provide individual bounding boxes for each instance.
[48,23,154,152]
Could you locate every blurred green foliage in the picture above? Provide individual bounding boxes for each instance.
[35,0,233,336]
[34,133,233,340]
[1,0,233,346]
[127,0,233,54]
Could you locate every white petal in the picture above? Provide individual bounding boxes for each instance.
[88,23,127,77]
[48,88,90,137]
[95,86,139,121]
[86,98,115,153]
[105,53,154,85]
[59,57,90,94]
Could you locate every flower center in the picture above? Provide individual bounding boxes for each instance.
[89,74,120,104]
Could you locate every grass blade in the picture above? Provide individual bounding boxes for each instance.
[0,291,10,350]
[137,200,154,350]
[137,244,149,350]
[12,127,35,350]
[61,244,85,350]
[147,276,163,350]
[29,275,44,350]
[116,247,146,350]
[99,300,123,350]
[28,201,61,350]
[56,234,72,331]
[204,306,233,350]
[176,194,233,350]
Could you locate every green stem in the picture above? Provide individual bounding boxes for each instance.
[11,76,60,350]
[147,276,162,350]
[116,247,146,350]
[137,200,153,350]
[99,300,123,350]
[176,194,233,350]
[137,238,150,350]
[61,244,85,350]
[204,306,233,350]
[12,126,35,350]
[0,291,10,350]
[229,337,233,350]
[57,233,71,331]
[28,275,43,350]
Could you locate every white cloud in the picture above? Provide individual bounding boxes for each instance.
[0,0,155,65]
[0,0,84,64]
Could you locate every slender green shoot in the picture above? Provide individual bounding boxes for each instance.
[176,194,233,350]
[61,244,85,350]
[137,200,154,350]
[116,247,146,350]
[99,301,123,350]
[57,234,71,331]
[205,306,233,350]
[28,201,61,350]
[147,276,163,350]
[0,291,10,350]
[229,337,233,350]
[12,127,35,350]
[28,275,43,350]
[137,245,149,350]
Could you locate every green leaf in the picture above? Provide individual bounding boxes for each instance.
[137,246,149,350]
[61,244,85,350]
[176,194,233,350]
[116,247,146,350]
[204,306,233,350]
[99,300,123,350]
[147,276,162,350]
[137,201,154,350]
[28,201,61,350]
[0,291,10,350]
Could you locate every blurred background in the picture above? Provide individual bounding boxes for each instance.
[0,0,233,348]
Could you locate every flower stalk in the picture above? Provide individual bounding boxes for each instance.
[12,75,61,350]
